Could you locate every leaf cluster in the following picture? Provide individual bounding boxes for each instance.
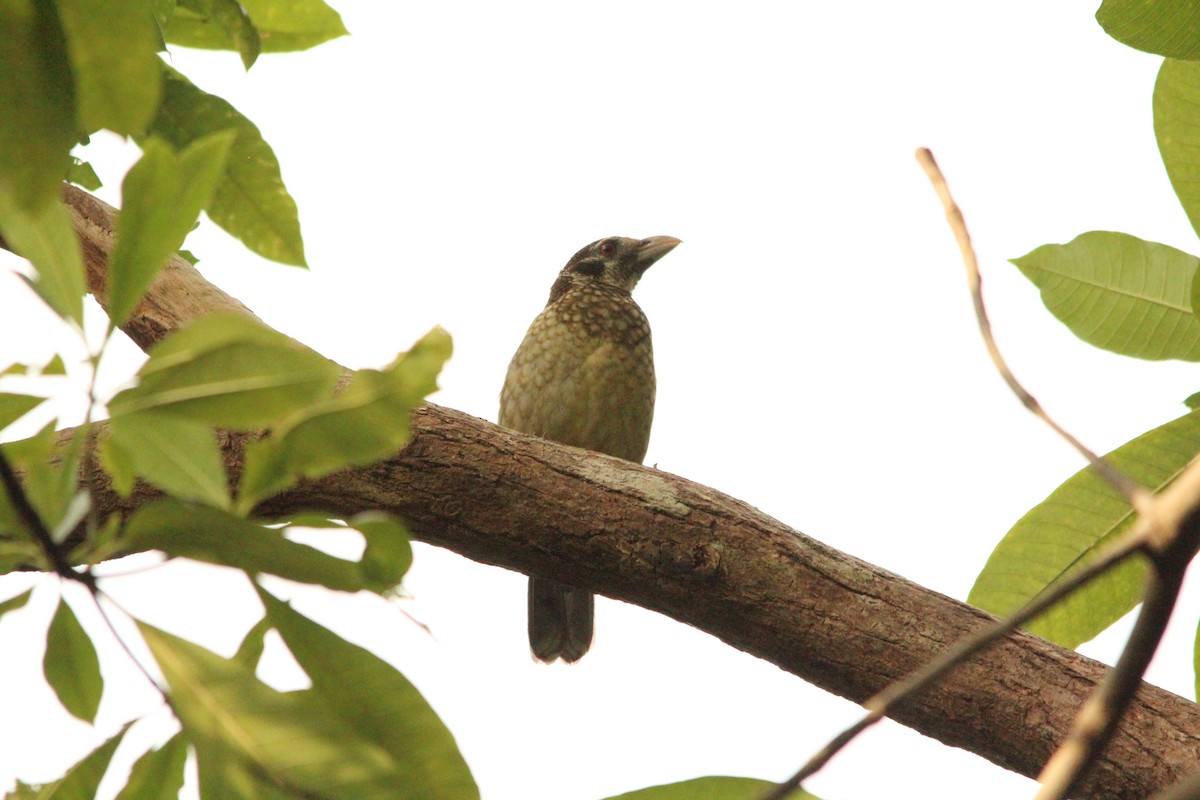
[970,0,1200,697]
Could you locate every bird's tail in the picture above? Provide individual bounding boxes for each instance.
[528,578,593,663]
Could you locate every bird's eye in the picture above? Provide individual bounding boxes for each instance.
[598,240,617,257]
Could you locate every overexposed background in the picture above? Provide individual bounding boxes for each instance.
[2,2,1199,798]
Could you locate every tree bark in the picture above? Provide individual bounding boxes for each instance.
[16,184,1200,798]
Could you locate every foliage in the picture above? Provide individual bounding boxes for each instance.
[970,2,1200,698]
[0,2,491,799]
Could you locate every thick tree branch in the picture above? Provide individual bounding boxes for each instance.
[10,185,1200,799]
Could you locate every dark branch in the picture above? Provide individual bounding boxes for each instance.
[3,184,1198,800]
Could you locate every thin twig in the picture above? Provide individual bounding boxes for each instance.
[764,148,1168,800]
[1036,455,1200,799]
[1035,548,1187,799]
[913,148,1149,512]
[0,449,94,588]
[89,590,174,707]
[759,527,1147,800]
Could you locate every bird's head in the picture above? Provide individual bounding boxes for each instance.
[548,236,682,303]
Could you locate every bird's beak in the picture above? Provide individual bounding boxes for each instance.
[634,236,682,271]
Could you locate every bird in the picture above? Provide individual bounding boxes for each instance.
[499,235,681,663]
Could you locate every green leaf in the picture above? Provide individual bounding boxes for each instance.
[0,587,32,620]
[107,312,339,427]
[27,722,131,800]
[1097,0,1200,60]
[3,779,39,799]
[167,0,347,54]
[41,354,66,375]
[0,0,76,211]
[1195,618,1200,700]
[0,393,45,433]
[107,133,235,325]
[108,411,230,509]
[603,777,817,800]
[173,0,262,68]
[0,190,86,325]
[44,595,104,723]
[146,68,306,265]
[1011,231,1200,360]
[67,159,102,191]
[258,588,479,800]
[138,621,401,800]
[969,410,1200,647]
[239,327,451,511]
[1186,391,1200,409]
[124,500,365,591]
[53,0,161,134]
[1157,59,1200,244]
[233,616,271,670]
[351,512,412,592]
[15,424,86,545]
[113,732,188,800]
[97,429,137,498]
[0,424,55,541]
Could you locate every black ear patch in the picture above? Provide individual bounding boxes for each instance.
[573,259,604,276]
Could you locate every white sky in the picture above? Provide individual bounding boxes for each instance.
[3,2,1200,799]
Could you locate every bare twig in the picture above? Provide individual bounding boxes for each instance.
[760,519,1147,800]
[765,148,1182,800]
[11,182,1200,799]
[1036,453,1200,799]
[0,449,94,588]
[914,148,1149,512]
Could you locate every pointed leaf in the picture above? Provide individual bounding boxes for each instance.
[108,133,235,325]
[1157,59,1200,243]
[107,312,339,427]
[350,512,412,592]
[138,621,400,799]
[0,0,75,211]
[603,777,816,800]
[969,410,1200,647]
[97,429,137,498]
[0,587,32,620]
[0,191,86,324]
[1097,0,1200,59]
[167,0,347,54]
[44,595,104,723]
[1012,232,1200,360]
[172,0,262,68]
[258,588,479,800]
[146,68,305,265]
[0,393,44,433]
[124,500,365,591]
[29,723,131,800]
[108,411,230,509]
[113,732,188,800]
[53,0,161,133]
[233,616,272,671]
[67,159,102,191]
[40,354,66,375]
[18,424,86,543]
[239,327,450,510]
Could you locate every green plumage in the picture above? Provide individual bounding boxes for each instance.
[500,235,680,663]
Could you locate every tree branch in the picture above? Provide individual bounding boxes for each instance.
[10,185,1199,799]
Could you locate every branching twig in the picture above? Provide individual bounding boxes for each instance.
[760,518,1147,800]
[765,148,1183,800]
[914,148,1150,512]
[1036,455,1200,800]
[0,449,94,588]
